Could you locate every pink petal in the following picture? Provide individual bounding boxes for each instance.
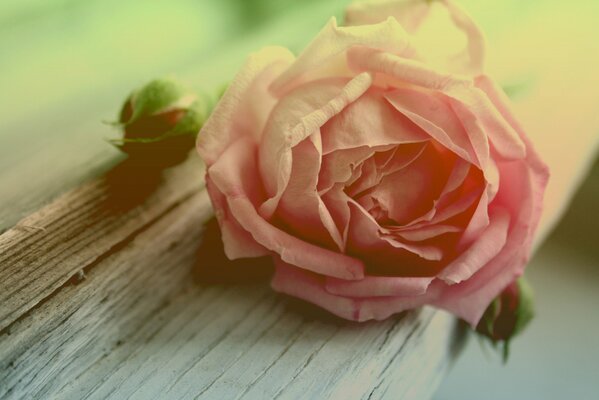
[347,143,428,201]
[369,143,448,225]
[270,17,410,95]
[379,235,443,262]
[432,244,523,327]
[438,207,510,284]
[326,275,434,298]
[198,46,294,166]
[347,201,443,264]
[259,73,373,219]
[384,86,476,166]
[385,154,484,229]
[444,93,491,170]
[321,184,352,248]
[352,47,524,169]
[209,135,364,281]
[475,75,550,244]
[396,224,461,242]
[444,85,526,161]
[378,142,428,177]
[317,146,375,193]
[440,157,471,194]
[205,176,269,259]
[347,46,471,91]
[229,195,364,281]
[276,135,344,251]
[435,160,545,325]
[457,187,490,247]
[430,187,482,225]
[345,157,378,198]
[373,146,400,169]
[321,86,429,155]
[272,259,432,322]
[208,136,265,206]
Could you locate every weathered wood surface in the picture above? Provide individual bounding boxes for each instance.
[0,155,205,331]
[0,155,463,400]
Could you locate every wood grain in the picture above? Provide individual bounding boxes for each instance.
[0,155,205,331]
[0,155,463,399]
[0,188,213,399]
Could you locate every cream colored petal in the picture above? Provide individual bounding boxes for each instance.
[345,0,430,32]
[259,73,373,219]
[270,16,410,95]
[197,46,294,166]
[345,0,485,75]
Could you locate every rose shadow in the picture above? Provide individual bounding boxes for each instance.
[193,218,396,325]
[98,147,195,214]
[192,218,274,285]
[99,158,165,214]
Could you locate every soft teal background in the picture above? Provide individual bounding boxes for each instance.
[1,1,597,399]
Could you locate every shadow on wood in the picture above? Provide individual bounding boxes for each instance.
[193,218,401,326]
[193,218,274,285]
[100,158,165,213]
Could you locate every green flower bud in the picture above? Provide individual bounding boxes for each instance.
[110,78,209,166]
[475,277,535,362]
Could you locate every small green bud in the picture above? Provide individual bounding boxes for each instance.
[475,277,535,362]
[110,78,209,166]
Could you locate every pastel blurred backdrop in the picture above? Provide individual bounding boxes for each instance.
[1,1,597,399]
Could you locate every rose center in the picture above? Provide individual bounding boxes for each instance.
[344,141,455,227]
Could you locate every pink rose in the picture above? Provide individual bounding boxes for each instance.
[197,0,549,325]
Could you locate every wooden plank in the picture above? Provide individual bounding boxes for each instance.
[0,188,213,399]
[0,155,205,331]
[0,167,462,398]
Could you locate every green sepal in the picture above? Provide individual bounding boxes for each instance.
[124,78,189,125]
[481,297,501,337]
[512,276,535,337]
[108,98,207,148]
[474,276,535,363]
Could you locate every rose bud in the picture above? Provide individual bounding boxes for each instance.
[197,0,549,325]
[476,277,534,361]
[112,78,208,166]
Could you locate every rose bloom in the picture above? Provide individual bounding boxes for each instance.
[197,0,549,325]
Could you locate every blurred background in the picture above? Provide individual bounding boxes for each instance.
[1,1,597,399]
